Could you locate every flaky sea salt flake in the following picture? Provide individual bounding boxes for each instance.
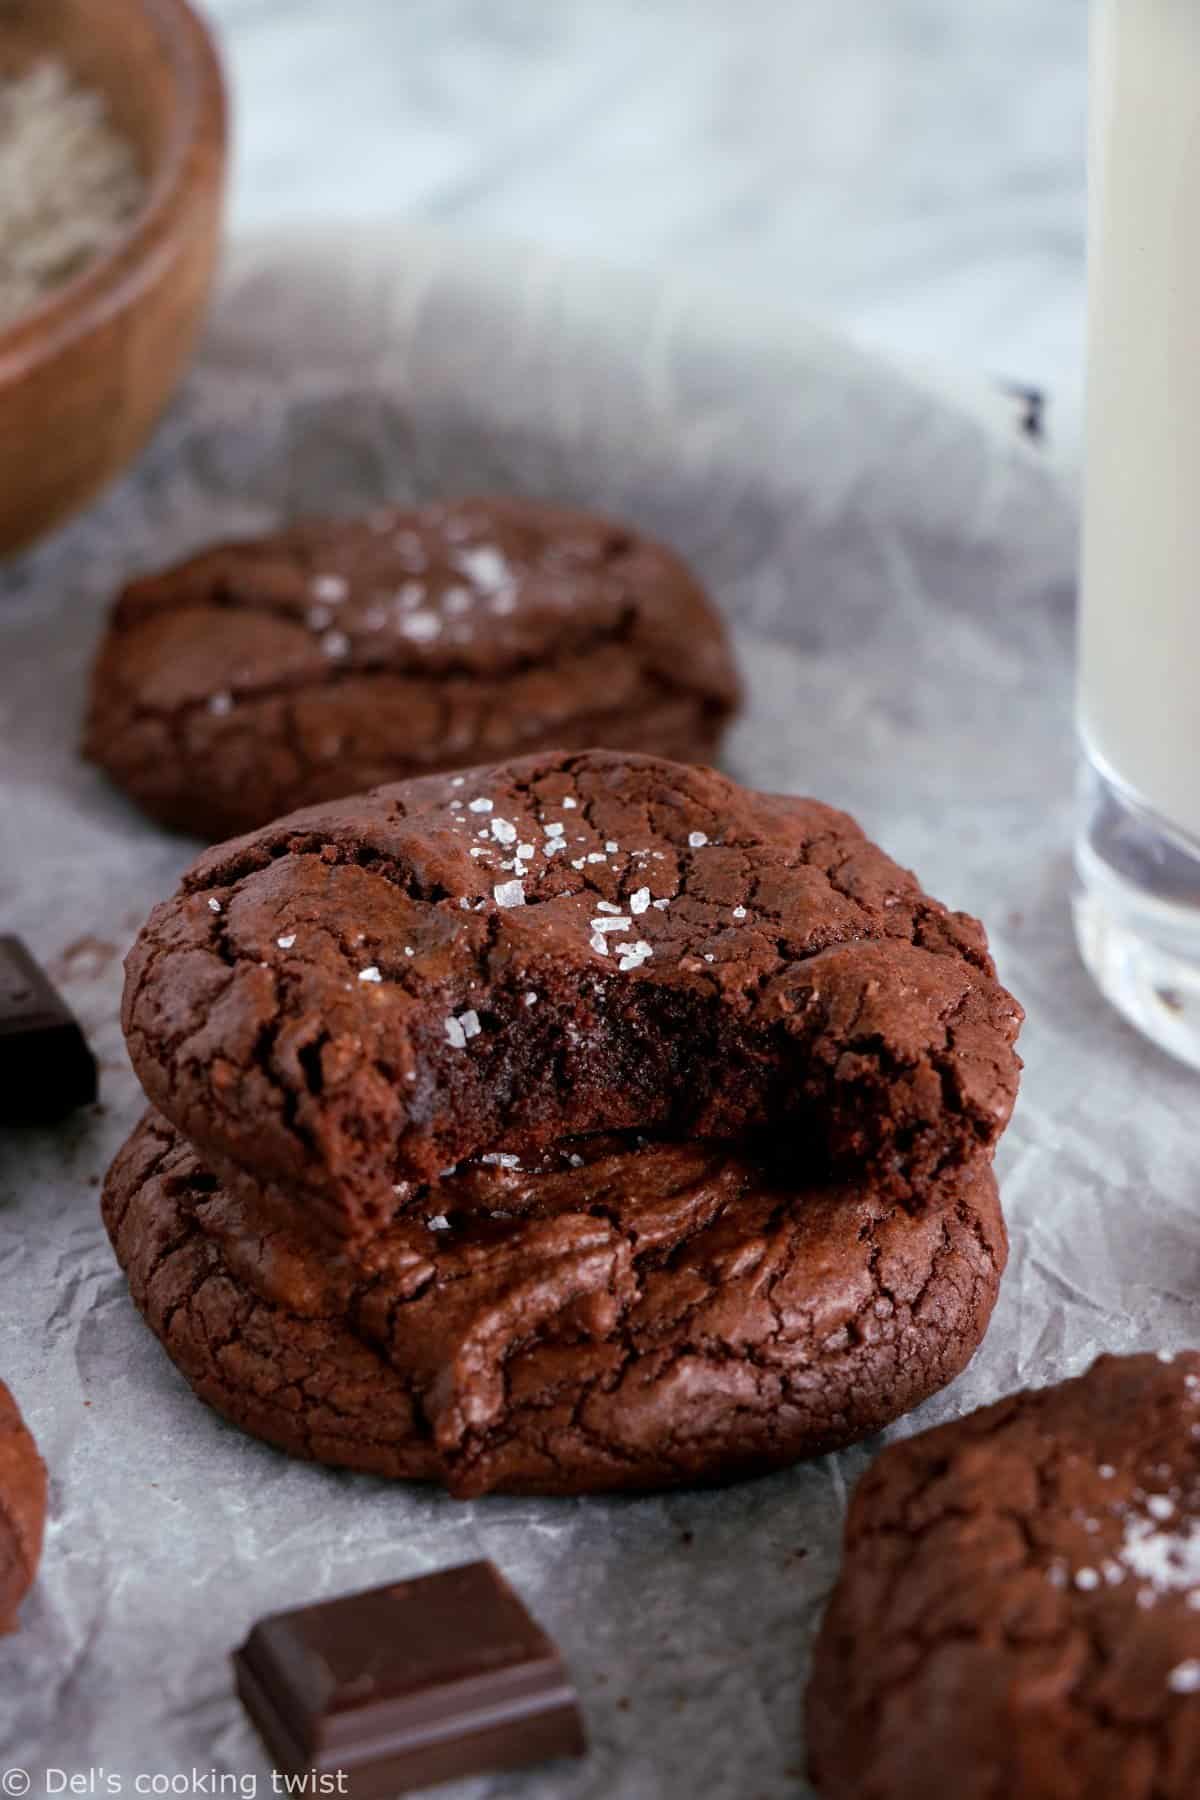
[312,573,349,604]
[618,940,653,972]
[401,610,441,642]
[455,544,510,592]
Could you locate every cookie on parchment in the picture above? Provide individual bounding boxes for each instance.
[120,749,1023,1241]
[0,1381,46,1633]
[84,496,741,840]
[102,1110,1006,1498]
[807,1352,1200,1800]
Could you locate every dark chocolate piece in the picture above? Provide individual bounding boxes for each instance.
[0,935,97,1123]
[233,1561,586,1796]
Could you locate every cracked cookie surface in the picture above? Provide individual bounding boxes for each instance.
[84,496,741,840]
[102,1110,1006,1498]
[122,749,1023,1239]
[0,1381,46,1633]
[806,1353,1200,1800]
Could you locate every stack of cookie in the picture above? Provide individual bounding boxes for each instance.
[104,748,1022,1496]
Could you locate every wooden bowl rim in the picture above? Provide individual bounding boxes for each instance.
[0,0,227,381]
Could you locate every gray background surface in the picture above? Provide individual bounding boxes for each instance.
[205,0,1090,447]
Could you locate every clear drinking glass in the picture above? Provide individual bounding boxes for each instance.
[1075,0,1200,1067]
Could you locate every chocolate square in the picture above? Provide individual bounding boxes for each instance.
[233,1561,586,1796]
[0,935,97,1122]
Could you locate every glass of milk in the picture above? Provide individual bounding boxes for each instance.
[1075,0,1200,1066]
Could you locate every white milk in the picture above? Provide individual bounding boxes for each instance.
[1080,0,1200,844]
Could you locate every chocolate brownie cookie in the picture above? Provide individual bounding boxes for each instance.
[121,750,1022,1240]
[0,1381,46,1632]
[102,1110,1006,1497]
[807,1353,1200,1800]
[84,497,740,840]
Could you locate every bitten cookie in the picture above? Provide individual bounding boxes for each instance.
[102,1110,1006,1498]
[0,1381,47,1632]
[120,749,1023,1240]
[83,496,741,839]
[807,1353,1200,1800]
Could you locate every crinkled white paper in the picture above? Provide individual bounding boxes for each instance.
[0,225,1153,1800]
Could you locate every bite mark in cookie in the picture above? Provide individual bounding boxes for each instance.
[122,750,1023,1239]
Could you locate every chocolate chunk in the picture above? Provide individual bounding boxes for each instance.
[0,935,97,1122]
[233,1561,586,1796]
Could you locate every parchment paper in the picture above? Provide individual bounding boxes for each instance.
[0,224,1171,1800]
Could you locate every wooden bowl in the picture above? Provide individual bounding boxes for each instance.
[0,0,227,552]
